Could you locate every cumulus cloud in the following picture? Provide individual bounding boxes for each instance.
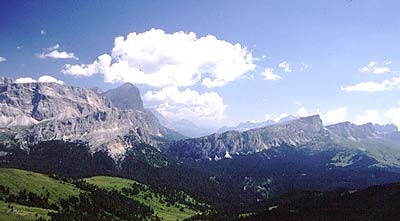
[39,50,78,60]
[40,30,46,35]
[341,81,387,92]
[293,102,308,117]
[293,103,348,125]
[0,57,7,62]
[385,104,400,128]
[296,106,309,117]
[320,107,348,125]
[261,68,281,81]
[15,77,36,84]
[38,44,78,60]
[62,28,255,88]
[15,75,64,84]
[143,87,226,122]
[356,109,383,125]
[359,61,390,74]
[38,75,64,84]
[278,61,292,72]
[341,76,400,92]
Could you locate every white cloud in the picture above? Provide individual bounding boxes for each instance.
[47,44,60,51]
[356,109,383,125]
[372,67,390,74]
[261,68,281,81]
[16,46,23,50]
[40,30,46,35]
[264,113,289,122]
[300,62,309,71]
[143,87,226,122]
[38,44,78,60]
[38,75,64,84]
[359,61,390,74]
[341,76,400,92]
[294,103,348,125]
[15,75,63,84]
[62,28,255,88]
[278,61,292,72]
[341,81,387,92]
[0,57,7,62]
[15,77,36,84]
[384,60,392,65]
[321,107,348,125]
[294,102,309,117]
[385,105,400,128]
[39,50,78,60]
[296,106,309,117]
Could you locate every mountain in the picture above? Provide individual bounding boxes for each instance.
[170,119,214,138]
[167,115,326,160]
[0,79,181,159]
[167,115,400,168]
[150,109,214,138]
[158,116,400,213]
[102,82,144,111]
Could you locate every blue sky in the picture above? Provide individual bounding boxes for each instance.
[1,0,400,128]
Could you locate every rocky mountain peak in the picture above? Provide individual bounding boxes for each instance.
[0,81,181,160]
[102,83,144,111]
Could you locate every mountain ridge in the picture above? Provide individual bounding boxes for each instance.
[0,79,183,159]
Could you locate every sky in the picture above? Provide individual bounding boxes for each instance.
[0,0,399,128]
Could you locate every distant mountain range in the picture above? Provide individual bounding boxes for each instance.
[150,109,215,138]
[217,115,298,133]
[167,115,400,167]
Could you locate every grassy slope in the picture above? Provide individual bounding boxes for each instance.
[0,168,83,220]
[0,168,80,204]
[334,138,400,168]
[0,201,52,221]
[85,176,199,221]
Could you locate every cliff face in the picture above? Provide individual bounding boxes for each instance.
[167,115,327,159]
[0,79,180,159]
